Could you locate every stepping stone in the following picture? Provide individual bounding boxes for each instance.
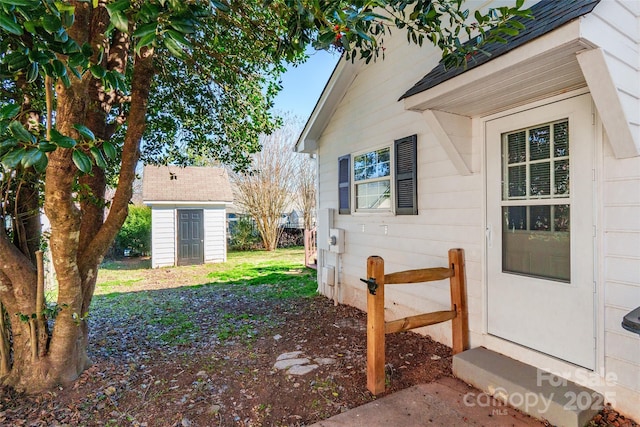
[288,364,319,376]
[277,351,303,361]
[314,358,336,365]
[274,358,310,370]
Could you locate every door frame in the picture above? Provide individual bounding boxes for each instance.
[479,88,603,373]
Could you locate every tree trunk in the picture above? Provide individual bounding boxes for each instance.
[0,0,156,394]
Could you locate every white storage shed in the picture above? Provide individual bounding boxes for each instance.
[142,165,233,268]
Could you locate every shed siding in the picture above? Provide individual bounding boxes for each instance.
[583,1,640,150]
[204,206,227,263]
[149,204,228,268]
[151,207,175,268]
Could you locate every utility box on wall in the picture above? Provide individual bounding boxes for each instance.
[329,228,345,253]
[317,208,334,251]
[322,266,335,287]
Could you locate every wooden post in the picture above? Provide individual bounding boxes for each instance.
[304,229,310,267]
[366,256,385,395]
[449,248,469,354]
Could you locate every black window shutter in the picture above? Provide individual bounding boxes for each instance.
[395,135,417,215]
[338,154,350,214]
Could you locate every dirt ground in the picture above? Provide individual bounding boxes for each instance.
[0,257,636,427]
[0,259,453,427]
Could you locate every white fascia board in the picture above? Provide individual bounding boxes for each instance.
[295,59,361,153]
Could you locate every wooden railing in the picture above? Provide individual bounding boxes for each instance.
[363,248,468,394]
[304,227,317,269]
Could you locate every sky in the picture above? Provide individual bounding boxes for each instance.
[272,48,341,121]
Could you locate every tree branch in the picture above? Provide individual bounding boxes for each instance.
[80,47,155,275]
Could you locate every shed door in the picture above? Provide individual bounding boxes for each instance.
[177,209,204,266]
[486,94,595,369]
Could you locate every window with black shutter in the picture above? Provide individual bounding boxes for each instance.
[338,154,350,214]
[394,135,418,215]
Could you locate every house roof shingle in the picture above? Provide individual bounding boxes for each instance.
[399,0,601,100]
[142,165,233,203]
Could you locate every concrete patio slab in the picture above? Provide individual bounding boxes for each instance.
[309,376,545,427]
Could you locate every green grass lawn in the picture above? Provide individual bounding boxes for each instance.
[89,247,318,346]
[95,247,316,296]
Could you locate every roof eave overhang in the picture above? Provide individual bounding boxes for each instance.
[402,20,590,116]
[403,18,639,159]
[295,59,362,153]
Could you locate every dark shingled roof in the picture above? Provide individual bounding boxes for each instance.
[400,0,601,100]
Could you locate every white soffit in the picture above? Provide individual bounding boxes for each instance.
[403,20,593,117]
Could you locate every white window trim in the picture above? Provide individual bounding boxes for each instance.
[351,144,395,214]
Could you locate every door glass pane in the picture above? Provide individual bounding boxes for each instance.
[507,131,526,164]
[529,125,550,161]
[530,205,550,231]
[502,205,570,282]
[554,160,569,195]
[554,122,569,157]
[530,162,551,196]
[508,166,526,197]
[501,119,571,282]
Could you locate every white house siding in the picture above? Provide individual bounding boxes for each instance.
[579,2,640,418]
[317,30,486,346]
[314,0,640,420]
[203,206,227,263]
[150,207,176,268]
[600,137,640,416]
[582,1,640,152]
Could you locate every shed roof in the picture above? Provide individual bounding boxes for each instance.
[142,166,233,203]
[400,0,601,100]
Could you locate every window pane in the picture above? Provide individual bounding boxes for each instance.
[354,148,390,182]
[378,148,390,163]
[530,162,551,196]
[354,155,365,180]
[507,165,526,198]
[505,206,527,231]
[365,165,375,180]
[502,205,570,282]
[554,204,570,232]
[554,159,569,196]
[356,180,391,209]
[507,131,526,164]
[530,205,550,231]
[554,121,569,157]
[529,125,551,161]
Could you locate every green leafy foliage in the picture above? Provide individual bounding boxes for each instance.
[114,205,151,256]
[228,217,263,251]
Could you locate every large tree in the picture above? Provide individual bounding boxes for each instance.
[0,0,530,392]
[231,115,303,251]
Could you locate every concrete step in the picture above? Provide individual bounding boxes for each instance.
[309,376,544,427]
[453,347,603,427]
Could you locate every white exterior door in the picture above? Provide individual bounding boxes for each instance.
[486,94,596,369]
